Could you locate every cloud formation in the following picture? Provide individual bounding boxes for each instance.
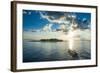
[23,10,91,41]
[39,12,72,32]
[39,12,71,24]
[23,29,91,41]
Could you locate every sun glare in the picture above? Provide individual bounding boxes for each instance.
[68,29,75,50]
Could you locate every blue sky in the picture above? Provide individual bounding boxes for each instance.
[23,10,91,31]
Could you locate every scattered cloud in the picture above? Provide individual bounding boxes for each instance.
[42,24,53,31]
[23,29,91,41]
[23,10,91,41]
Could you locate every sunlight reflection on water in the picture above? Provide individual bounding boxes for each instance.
[23,40,91,62]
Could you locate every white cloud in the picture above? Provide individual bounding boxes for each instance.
[42,23,53,31]
[24,12,90,41]
[40,12,70,24]
[82,18,87,22]
[23,29,91,41]
[23,11,27,14]
[39,12,71,32]
[80,29,91,40]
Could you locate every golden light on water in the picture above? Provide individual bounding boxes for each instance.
[68,29,75,50]
[69,38,74,50]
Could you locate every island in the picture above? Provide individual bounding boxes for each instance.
[40,38,63,42]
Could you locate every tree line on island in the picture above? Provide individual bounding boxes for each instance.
[29,38,63,42]
[40,38,63,42]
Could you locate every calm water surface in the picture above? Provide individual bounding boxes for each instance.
[23,40,91,62]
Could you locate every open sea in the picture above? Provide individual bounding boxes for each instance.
[23,40,91,62]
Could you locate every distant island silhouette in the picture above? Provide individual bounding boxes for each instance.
[29,38,63,42]
[40,38,63,42]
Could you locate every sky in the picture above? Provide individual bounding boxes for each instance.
[23,10,91,31]
[23,10,91,40]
